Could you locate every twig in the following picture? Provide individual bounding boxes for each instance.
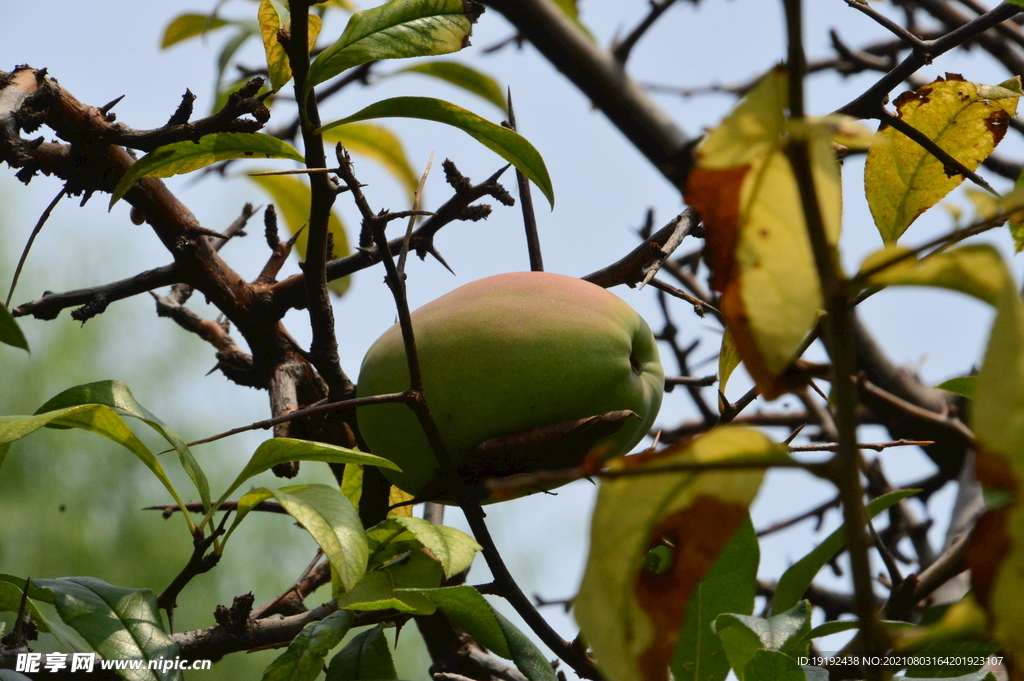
[868,519,905,592]
[757,494,841,537]
[98,78,271,152]
[664,374,717,389]
[6,187,64,307]
[648,277,718,317]
[183,391,408,449]
[612,0,681,64]
[157,520,227,632]
[858,377,975,444]
[836,2,1024,119]
[266,162,515,313]
[639,209,694,288]
[505,90,543,272]
[13,264,180,320]
[788,439,934,452]
[146,499,286,518]
[654,290,717,422]
[845,0,928,50]
[582,210,698,290]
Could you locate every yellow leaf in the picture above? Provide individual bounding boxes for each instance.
[862,243,1011,307]
[718,328,740,398]
[576,427,783,681]
[388,486,415,517]
[259,0,323,91]
[322,123,418,203]
[685,68,841,399]
[864,74,1020,243]
[249,173,351,296]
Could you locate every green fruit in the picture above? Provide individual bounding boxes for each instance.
[356,271,665,502]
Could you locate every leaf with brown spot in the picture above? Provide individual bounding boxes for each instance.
[575,427,786,681]
[864,74,1020,243]
[685,69,842,400]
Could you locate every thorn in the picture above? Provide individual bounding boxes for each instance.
[286,223,306,247]
[486,164,513,184]
[100,95,125,115]
[427,245,456,275]
[205,363,220,377]
[782,424,807,445]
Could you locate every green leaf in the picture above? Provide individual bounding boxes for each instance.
[744,649,807,681]
[322,123,419,202]
[337,551,442,613]
[0,581,51,633]
[864,75,1020,243]
[110,133,304,207]
[391,60,506,111]
[672,517,760,681]
[259,0,323,91]
[365,516,480,577]
[773,489,919,613]
[318,96,554,207]
[209,437,398,523]
[936,376,976,400]
[0,302,28,352]
[32,578,180,681]
[228,484,368,593]
[248,173,352,295]
[576,427,781,681]
[0,405,192,532]
[36,380,210,512]
[161,13,230,49]
[412,585,558,681]
[325,624,398,681]
[414,585,511,659]
[307,0,482,91]
[262,610,355,681]
[0,575,55,605]
[714,602,811,681]
[493,610,559,681]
